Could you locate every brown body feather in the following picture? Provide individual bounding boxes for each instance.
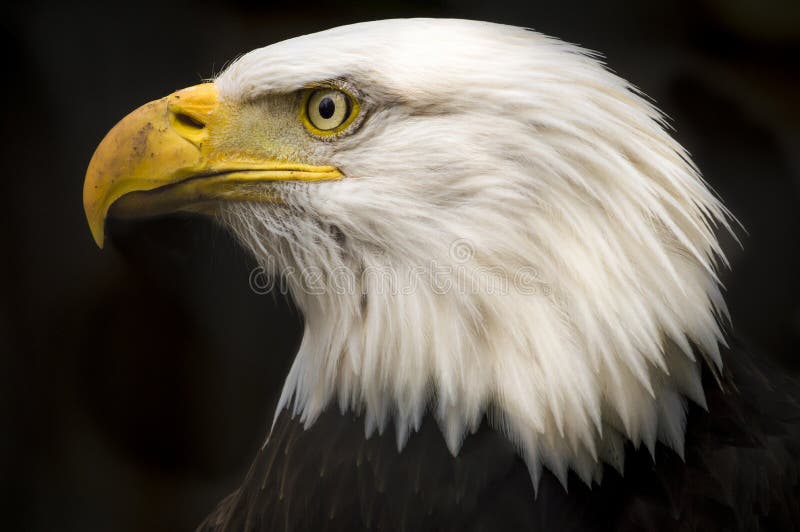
[199,342,799,531]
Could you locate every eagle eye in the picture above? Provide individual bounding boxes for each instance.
[301,88,358,136]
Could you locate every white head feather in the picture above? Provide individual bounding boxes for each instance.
[215,19,733,488]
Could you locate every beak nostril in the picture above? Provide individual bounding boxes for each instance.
[173,112,205,129]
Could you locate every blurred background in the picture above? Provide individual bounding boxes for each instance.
[1,0,798,530]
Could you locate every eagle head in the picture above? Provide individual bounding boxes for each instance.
[84,19,732,488]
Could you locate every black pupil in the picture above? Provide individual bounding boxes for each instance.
[318,96,336,119]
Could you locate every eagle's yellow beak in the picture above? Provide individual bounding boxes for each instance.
[83,83,342,248]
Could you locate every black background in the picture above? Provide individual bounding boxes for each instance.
[2,1,798,530]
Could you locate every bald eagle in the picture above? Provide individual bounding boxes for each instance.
[83,19,799,531]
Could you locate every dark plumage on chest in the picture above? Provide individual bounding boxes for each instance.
[200,344,800,532]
